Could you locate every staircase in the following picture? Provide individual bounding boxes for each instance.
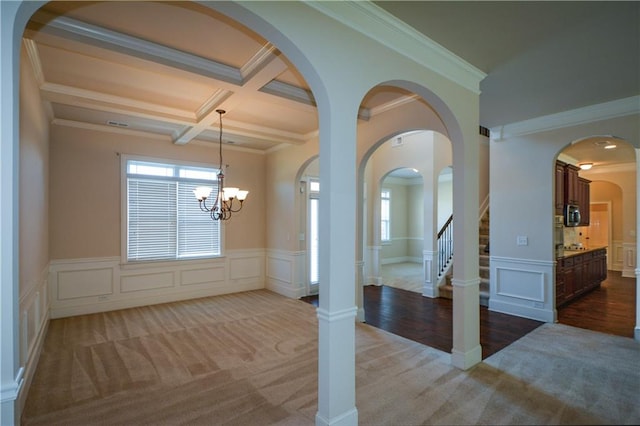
[439,209,490,306]
[478,209,490,306]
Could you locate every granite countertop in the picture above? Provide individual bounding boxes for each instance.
[560,246,607,259]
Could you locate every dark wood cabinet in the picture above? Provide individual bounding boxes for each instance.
[577,177,591,226]
[555,161,590,225]
[564,163,580,205]
[555,161,565,215]
[556,248,607,307]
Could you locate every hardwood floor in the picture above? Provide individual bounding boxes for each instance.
[300,270,636,359]
[361,285,542,359]
[558,270,636,338]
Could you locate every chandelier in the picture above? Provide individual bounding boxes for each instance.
[193,109,248,220]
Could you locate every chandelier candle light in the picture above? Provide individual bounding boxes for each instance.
[193,109,248,220]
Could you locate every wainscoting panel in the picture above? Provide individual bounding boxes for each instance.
[622,242,636,278]
[57,267,113,300]
[18,264,50,413]
[181,266,225,286]
[120,271,175,293]
[230,256,261,280]
[489,256,555,323]
[266,250,306,298]
[495,268,545,302]
[612,240,624,271]
[49,250,265,318]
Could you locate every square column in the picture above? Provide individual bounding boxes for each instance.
[451,123,481,370]
[316,104,358,426]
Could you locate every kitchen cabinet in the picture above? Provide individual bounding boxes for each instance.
[556,248,607,307]
[577,177,591,226]
[555,161,590,225]
[564,163,580,205]
[555,161,565,215]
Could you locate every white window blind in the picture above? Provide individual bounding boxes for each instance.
[126,159,220,262]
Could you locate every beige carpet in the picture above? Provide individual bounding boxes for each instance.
[380,262,423,293]
[22,289,640,425]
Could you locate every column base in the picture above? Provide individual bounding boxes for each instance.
[451,345,482,370]
[316,408,358,426]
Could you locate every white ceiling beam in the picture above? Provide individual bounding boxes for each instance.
[28,11,243,85]
[40,82,196,124]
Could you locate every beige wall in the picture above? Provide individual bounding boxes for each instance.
[49,125,265,260]
[265,137,319,252]
[20,44,50,296]
[586,170,637,244]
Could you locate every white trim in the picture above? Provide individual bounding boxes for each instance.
[316,306,358,322]
[315,408,359,426]
[489,257,555,323]
[266,249,307,298]
[0,368,23,404]
[49,250,265,318]
[451,346,482,371]
[305,1,485,94]
[30,11,242,85]
[622,242,636,278]
[450,277,481,288]
[381,256,421,265]
[490,256,556,267]
[491,96,640,141]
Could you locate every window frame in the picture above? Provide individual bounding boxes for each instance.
[381,187,391,243]
[120,154,224,266]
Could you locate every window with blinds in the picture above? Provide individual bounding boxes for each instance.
[125,159,221,262]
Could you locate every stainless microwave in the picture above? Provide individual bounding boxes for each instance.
[564,204,581,227]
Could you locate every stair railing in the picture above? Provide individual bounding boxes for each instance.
[437,214,453,276]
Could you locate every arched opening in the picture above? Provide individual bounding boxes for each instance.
[555,136,637,338]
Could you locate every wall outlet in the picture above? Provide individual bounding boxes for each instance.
[516,235,528,246]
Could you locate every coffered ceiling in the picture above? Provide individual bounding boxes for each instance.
[23,1,639,166]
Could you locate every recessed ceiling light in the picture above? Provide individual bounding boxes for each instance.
[579,163,593,170]
[604,144,617,149]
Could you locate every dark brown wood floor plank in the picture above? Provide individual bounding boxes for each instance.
[300,270,635,359]
[557,270,635,338]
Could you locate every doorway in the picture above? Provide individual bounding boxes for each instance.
[307,178,320,295]
[379,168,424,293]
[586,202,612,270]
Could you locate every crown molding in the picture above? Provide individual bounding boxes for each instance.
[304,0,486,94]
[370,94,421,118]
[490,96,640,141]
